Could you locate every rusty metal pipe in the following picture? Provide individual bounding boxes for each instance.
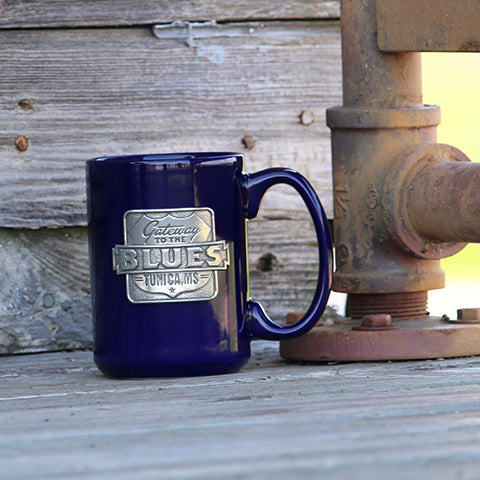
[328,112,448,294]
[341,0,422,107]
[328,0,471,294]
[406,158,480,244]
[281,0,480,361]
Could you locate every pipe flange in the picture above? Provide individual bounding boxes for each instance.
[326,105,441,130]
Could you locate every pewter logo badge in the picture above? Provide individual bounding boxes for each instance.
[112,208,229,303]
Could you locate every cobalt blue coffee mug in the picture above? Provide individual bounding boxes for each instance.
[86,152,332,377]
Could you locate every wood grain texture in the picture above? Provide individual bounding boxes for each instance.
[0,205,323,354]
[248,201,321,323]
[0,228,92,354]
[2,341,480,479]
[0,0,340,28]
[0,21,340,228]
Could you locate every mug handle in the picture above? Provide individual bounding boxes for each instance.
[243,168,333,340]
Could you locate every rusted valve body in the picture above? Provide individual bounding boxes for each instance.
[281,0,480,361]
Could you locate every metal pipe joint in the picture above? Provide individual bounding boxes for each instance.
[280,0,480,361]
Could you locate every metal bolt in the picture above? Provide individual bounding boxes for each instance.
[456,308,480,324]
[362,314,391,328]
[352,313,399,331]
[15,135,29,152]
[300,110,315,125]
[242,135,255,150]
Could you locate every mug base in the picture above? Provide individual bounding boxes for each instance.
[94,358,249,379]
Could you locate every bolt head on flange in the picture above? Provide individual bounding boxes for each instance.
[450,308,480,324]
[352,313,399,331]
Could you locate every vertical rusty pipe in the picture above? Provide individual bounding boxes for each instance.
[341,0,422,107]
[327,0,466,311]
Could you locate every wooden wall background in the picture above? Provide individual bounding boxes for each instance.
[0,1,342,354]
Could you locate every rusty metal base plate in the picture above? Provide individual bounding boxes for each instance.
[280,316,480,362]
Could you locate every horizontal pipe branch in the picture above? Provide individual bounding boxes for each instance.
[406,159,480,244]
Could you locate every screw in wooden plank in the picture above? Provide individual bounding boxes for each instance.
[242,135,255,150]
[15,135,29,152]
[300,110,315,125]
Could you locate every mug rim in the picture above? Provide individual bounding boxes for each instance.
[88,152,244,165]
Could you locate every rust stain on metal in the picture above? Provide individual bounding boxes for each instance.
[454,308,480,324]
[403,150,480,246]
[347,292,429,320]
[285,0,480,362]
[377,0,480,52]
[460,40,480,52]
[352,313,399,331]
[280,317,480,362]
[458,308,480,321]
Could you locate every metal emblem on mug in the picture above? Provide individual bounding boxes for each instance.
[112,208,229,303]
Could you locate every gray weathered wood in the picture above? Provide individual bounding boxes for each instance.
[0,228,92,354]
[2,341,480,479]
[248,198,321,322]
[0,21,340,228]
[0,0,340,28]
[0,204,324,354]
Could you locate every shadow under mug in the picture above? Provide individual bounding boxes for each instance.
[86,152,332,377]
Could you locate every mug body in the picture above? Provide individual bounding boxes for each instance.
[87,153,250,377]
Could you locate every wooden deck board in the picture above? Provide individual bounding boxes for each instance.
[2,341,480,479]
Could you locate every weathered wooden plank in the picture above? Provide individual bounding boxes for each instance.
[0,1,340,29]
[0,205,327,354]
[2,342,480,479]
[0,21,340,228]
[0,228,92,354]
[248,194,322,322]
